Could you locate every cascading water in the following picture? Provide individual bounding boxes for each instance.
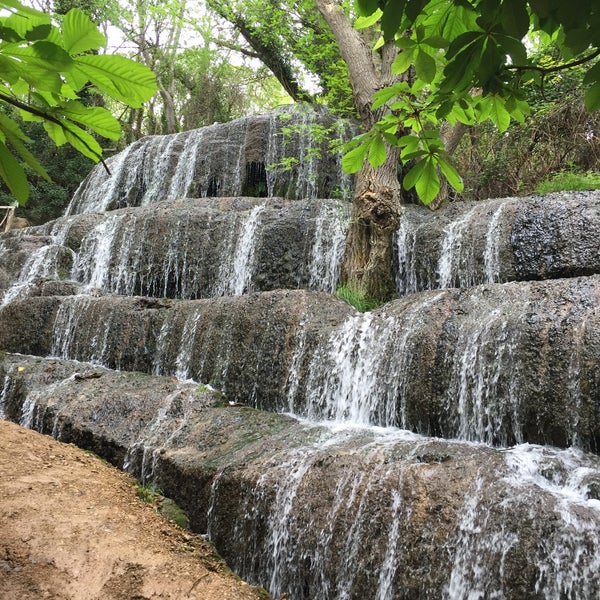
[66,105,357,215]
[4,104,600,600]
[229,203,266,295]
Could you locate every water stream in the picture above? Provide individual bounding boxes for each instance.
[3,109,600,599]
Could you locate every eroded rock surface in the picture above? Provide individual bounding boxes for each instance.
[2,354,600,600]
[1,278,600,450]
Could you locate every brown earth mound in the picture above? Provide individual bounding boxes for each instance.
[0,420,270,600]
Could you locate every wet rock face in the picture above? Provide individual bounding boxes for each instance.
[4,193,600,306]
[3,354,600,600]
[511,192,600,279]
[66,105,357,215]
[2,278,600,452]
[395,191,600,293]
[1,198,350,302]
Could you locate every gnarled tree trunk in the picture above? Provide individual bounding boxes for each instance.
[315,0,402,301]
[341,147,402,300]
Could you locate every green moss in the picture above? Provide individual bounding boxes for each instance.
[136,482,190,530]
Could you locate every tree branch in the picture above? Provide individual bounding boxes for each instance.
[507,48,600,75]
[0,92,111,175]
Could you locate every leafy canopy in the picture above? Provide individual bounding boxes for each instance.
[0,0,157,204]
[346,0,600,204]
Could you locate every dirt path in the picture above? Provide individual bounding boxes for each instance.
[0,420,270,600]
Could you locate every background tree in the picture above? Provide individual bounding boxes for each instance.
[206,0,355,116]
[0,0,157,205]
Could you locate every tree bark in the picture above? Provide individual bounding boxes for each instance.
[315,0,402,301]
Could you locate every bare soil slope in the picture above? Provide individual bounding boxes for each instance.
[0,420,270,600]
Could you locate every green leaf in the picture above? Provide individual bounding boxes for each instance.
[405,0,428,22]
[43,120,67,147]
[415,49,436,83]
[342,142,369,173]
[73,54,157,106]
[45,118,103,161]
[583,61,600,86]
[446,31,482,61]
[18,62,64,93]
[368,134,387,168]
[397,133,420,150]
[434,3,476,39]
[563,27,593,56]
[496,34,528,64]
[356,0,380,17]
[500,0,530,38]
[355,9,383,30]
[480,94,511,131]
[0,22,23,42]
[0,113,50,181]
[0,55,21,84]
[584,82,600,112]
[401,148,427,162]
[62,8,106,54]
[415,158,440,203]
[403,157,427,190]
[61,121,103,160]
[381,0,406,40]
[422,35,449,49]
[60,101,121,139]
[4,9,49,39]
[477,40,503,86]
[437,155,464,192]
[25,24,51,41]
[391,47,415,75]
[0,140,29,204]
[32,41,73,70]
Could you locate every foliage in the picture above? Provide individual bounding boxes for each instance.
[207,0,355,116]
[0,0,157,205]
[535,170,600,195]
[0,107,96,223]
[455,72,600,200]
[336,284,386,312]
[347,0,600,204]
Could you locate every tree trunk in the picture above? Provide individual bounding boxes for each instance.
[341,146,402,301]
[315,0,402,301]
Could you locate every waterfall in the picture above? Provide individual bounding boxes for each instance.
[0,219,74,306]
[446,298,526,446]
[308,201,347,293]
[437,207,478,288]
[446,445,600,600]
[4,102,600,600]
[393,212,421,295]
[65,106,358,216]
[483,203,506,283]
[229,203,266,295]
[293,292,441,429]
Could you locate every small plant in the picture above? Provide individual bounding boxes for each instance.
[136,481,190,530]
[336,284,385,312]
[535,170,600,194]
[136,481,162,504]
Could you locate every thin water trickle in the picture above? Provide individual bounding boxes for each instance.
[483,204,506,284]
[437,208,478,289]
[230,203,266,295]
[308,201,347,293]
[0,374,10,420]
